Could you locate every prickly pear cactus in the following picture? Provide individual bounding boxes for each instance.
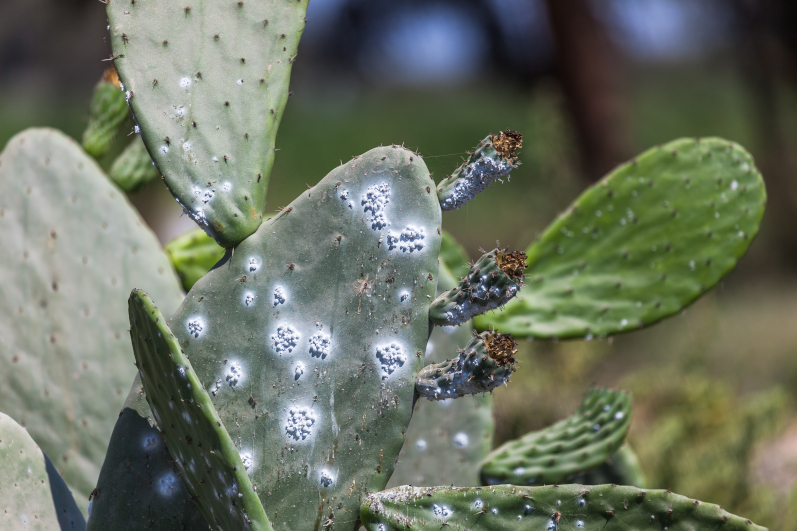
[0,128,184,513]
[360,484,766,531]
[108,135,159,193]
[82,67,129,159]
[129,289,271,531]
[480,388,632,486]
[0,412,85,531]
[166,146,441,530]
[476,138,766,338]
[164,228,226,292]
[86,377,207,531]
[579,442,647,487]
[387,263,494,488]
[107,0,309,247]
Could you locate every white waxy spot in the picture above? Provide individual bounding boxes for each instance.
[222,182,232,192]
[443,325,457,334]
[285,406,316,440]
[161,145,169,154]
[614,411,624,420]
[514,467,525,476]
[453,432,469,448]
[240,452,253,472]
[339,189,349,200]
[272,324,300,354]
[273,286,286,307]
[576,520,585,528]
[741,162,750,172]
[377,525,387,531]
[177,366,186,377]
[387,226,425,253]
[578,497,587,507]
[237,79,244,85]
[492,508,499,515]
[226,361,243,387]
[157,472,178,496]
[294,362,305,380]
[180,77,192,88]
[432,504,453,518]
[182,411,191,422]
[248,257,260,272]
[376,343,406,378]
[319,469,335,487]
[212,156,219,162]
[133,125,140,134]
[187,318,204,338]
[416,439,427,451]
[547,518,557,531]
[182,141,191,152]
[731,179,739,190]
[202,189,214,203]
[309,332,331,358]
[524,504,533,515]
[620,319,628,327]
[474,500,483,509]
[143,435,158,449]
[243,291,255,307]
[361,183,391,230]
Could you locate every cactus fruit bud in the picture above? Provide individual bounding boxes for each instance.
[429,248,527,326]
[436,130,522,211]
[416,330,517,400]
[82,67,130,158]
[108,135,159,193]
[164,228,226,291]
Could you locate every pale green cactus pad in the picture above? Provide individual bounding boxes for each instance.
[387,263,494,488]
[360,484,766,531]
[167,146,441,530]
[108,135,160,193]
[0,128,184,514]
[476,138,766,338]
[0,412,85,531]
[480,388,632,486]
[164,228,226,292]
[86,376,208,531]
[129,289,271,531]
[580,442,646,487]
[107,0,309,246]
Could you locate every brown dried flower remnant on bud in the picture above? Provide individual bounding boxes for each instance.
[496,249,527,280]
[491,129,523,164]
[102,66,122,88]
[481,330,517,366]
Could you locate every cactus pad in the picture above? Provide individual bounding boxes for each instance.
[129,288,271,531]
[360,484,765,531]
[476,138,766,338]
[0,128,184,513]
[480,388,631,486]
[579,443,646,487]
[387,263,494,488]
[107,0,309,246]
[439,230,471,279]
[0,412,85,531]
[167,146,441,530]
[164,228,226,292]
[108,135,160,193]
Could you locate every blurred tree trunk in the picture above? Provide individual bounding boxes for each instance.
[542,0,631,182]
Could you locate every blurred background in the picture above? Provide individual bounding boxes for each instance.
[2,0,797,527]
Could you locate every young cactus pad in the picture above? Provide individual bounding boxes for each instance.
[475,138,766,338]
[415,330,517,400]
[166,146,441,530]
[0,412,86,531]
[387,263,494,488]
[82,67,129,159]
[0,128,183,513]
[108,134,160,193]
[360,484,765,531]
[480,388,632,486]
[164,228,226,292]
[579,442,647,488]
[128,289,271,531]
[107,0,309,247]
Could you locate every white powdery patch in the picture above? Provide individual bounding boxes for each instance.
[400,291,410,303]
[143,435,159,450]
[156,472,178,497]
[247,257,260,273]
[415,439,427,451]
[387,226,425,253]
[285,406,316,441]
[376,343,406,379]
[225,361,243,387]
[361,183,390,230]
[240,452,253,472]
[222,182,232,192]
[187,317,205,339]
[273,286,286,307]
[432,504,453,518]
[242,291,255,307]
[180,77,192,88]
[440,155,513,211]
[271,324,300,354]
[453,432,469,448]
[309,332,331,358]
[294,361,305,380]
[319,469,335,487]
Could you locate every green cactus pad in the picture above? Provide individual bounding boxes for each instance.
[82,68,130,159]
[475,138,766,338]
[164,228,226,292]
[108,135,160,193]
[439,230,471,279]
[360,484,766,531]
[430,248,526,326]
[129,288,271,531]
[437,130,522,211]
[0,128,184,514]
[480,388,631,486]
[167,146,441,530]
[86,376,208,531]
[415,330,517,400]
[387,263,494,488]
[0,412,86,531]
[579,443,646,488]
[107,0,308,247]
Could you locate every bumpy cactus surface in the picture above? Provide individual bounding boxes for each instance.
[0,128,183,513]
[360,484,765,531]
[480,388,632,486]
[108,135,160,193]
[580,442,647,487]
[476,138,765,338]
[107,0,308,247]
[164,228,226,292]
[0,412,85,531]
[129,289,271,530]
[82,67,129,159]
